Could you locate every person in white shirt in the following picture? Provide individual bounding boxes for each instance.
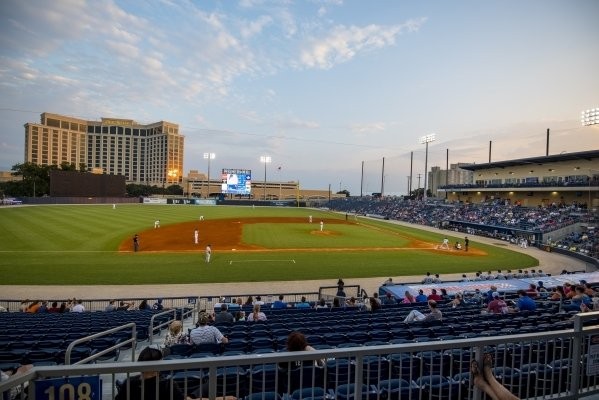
[71,299,85,313]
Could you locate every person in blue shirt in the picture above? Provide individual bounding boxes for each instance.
[415,289,428,303]
[295,296,311,309]
[515,290,537,312]
[272,294,288,309]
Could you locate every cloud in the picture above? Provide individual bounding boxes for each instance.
[350,122,386,134]
[240,15,273,38]
[299,18,427,69]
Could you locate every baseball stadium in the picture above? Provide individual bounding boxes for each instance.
[1,188,599,400]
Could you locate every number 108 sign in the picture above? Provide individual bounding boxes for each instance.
[35,376,101,400]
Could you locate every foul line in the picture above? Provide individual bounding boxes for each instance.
[229,259,296,265]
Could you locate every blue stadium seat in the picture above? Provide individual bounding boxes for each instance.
[377,379,419,400]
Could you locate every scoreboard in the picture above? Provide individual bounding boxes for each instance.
[221,169,252,195]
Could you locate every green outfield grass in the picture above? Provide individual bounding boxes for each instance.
[0,204,538,285]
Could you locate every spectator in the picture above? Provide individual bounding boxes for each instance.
[247,304,267,322]
[369,296,381,312]
[189,313,229,345]
[515,290,537,312]
[234,311,246,322]
[427,289,442,302]
[487,292,509,314]
[71,299,85,313]
[382,292,396,305]
[315,298,328,310]
[152,298,164,310]
[115,346,185,400]
[295,296,311,309]
[537,281,549,293]
[26,301,40,313]
[440,288,450,301]
[214,304,234,324]
[245,296,254,306]
[345,297,358,307]
[117,300,134,311]
[271,295,288,309]
[526,284,539,299]
[471,354,519,400]
[421,272,434,284]
[284,331,325,367]
[336,278,345,297]
[332,297,342,308]
[163,320,189,349]
[584,283,596,297]
[402,291,416,304]
[38,301,49,313]
[1,364,33,400]
[48,301,61,313]
[403,300,442,323]
[19,299,29,312]
[484,286,498,304]
[105,300,117,312]
[550,286,565,301]
[383,277,394,286]
[372,293,382,307]
[138,299,151,310]
[451,293,465,308]
[432,274,443,284]
[415,289,428,303]
[253,296,265,306]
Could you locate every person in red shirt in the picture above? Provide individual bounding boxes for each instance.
[487,292,509,314]
[427,288,443,302]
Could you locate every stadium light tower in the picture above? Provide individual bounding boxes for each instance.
[581,108,599,126]
[203,152,215,198]
[260,155,271,200]
[420,133,436,201]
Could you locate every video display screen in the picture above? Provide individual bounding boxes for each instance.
[221,169,252,195]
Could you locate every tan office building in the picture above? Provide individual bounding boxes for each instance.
[24,113,184,186]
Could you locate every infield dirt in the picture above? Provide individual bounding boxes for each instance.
[118,216,486,256]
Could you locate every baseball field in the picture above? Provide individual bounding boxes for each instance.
[0,204,537,285]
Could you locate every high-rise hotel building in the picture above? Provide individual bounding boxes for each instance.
[24,113,184,185]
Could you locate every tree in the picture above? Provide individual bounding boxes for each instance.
[60,162,77,171]
[336,189,350,197]
[10,162,52,197]
[79,163,88,172]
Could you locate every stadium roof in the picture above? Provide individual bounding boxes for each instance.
[459,149,599,171]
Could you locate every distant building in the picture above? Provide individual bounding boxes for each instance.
[24,113,184,186]
[182,170,344,200]
[429,163,474,197]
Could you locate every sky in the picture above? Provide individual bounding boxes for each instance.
[0,0,598,196]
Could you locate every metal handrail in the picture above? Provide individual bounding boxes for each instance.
[148,308,177,342]
[64,322,137,365]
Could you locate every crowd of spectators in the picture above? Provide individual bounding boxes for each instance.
[11,298,164,314]
[329,197,598,258]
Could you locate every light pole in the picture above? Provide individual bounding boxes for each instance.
[581,108,599,126]
[203,152,215,198]
[420,133,436,201]
[260,155,271,200]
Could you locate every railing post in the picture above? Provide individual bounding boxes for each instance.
[570,313,584,397]
[353,353,363,400]
[208,365,217,399]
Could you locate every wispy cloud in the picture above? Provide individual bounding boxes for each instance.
[350,122,386,134]
[299,18,427,69]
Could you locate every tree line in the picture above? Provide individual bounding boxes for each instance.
[0,162,182,198]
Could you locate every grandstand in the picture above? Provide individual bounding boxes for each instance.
[2,269,599,399]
